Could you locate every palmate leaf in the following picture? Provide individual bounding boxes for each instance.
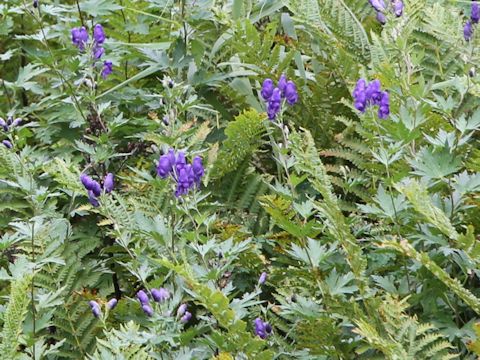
[409,146,462,180]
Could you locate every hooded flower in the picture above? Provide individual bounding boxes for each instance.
[277,74,288,95]
[473,2,480,24]
[93,24,106,44]
[142,304,154,317]
[88,190,99,207]
[177,303,187,317]
[2,140,12,149]
[369,0,386,12]
[376,11,387,24]
[258,272,268,285]
[378,91,390,119]
[137,290,149,305]
[192,156,204,185]
[465,21,474,41]
[151,288,170,303]
[71,27,89,50]
[89,300,101,318]
[103,173,114,193]
[101,60,113,79]
[284,81,299,105]
[254,318,272,339]
[353,79,368,112]
[261,79,275,101]
[180,311,192,323]
[392,0,403,17]
[0,118,7,131]
[107,298,118,310]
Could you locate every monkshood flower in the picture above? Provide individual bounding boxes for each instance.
[106,298,118,310]
[353,78,390,119]
[33,0,39,8]
[142,304,154,317]
[254,318,272,339]
[102,60,113,79]
[473,1,480,24]
[258,272,267,285]
[103,173,114,193]
[180,311,192,323]
[378,91,390,119]
[0,117,22,132]
[151,288,170,302]
[89,300,101,318]
[71,27,88,50]
[177,303,187,317]
[392,0,403,17]
[2,140,12,149]
[369,0,403,23]
[369,0,386,12]
[93,24,106,44]
[156,149,205,197]
[464,21,473,41]
[80,172,114,207]
[137,290,149,305]
[261,74,299,120]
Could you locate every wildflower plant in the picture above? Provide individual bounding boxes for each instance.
[1,0,480,359]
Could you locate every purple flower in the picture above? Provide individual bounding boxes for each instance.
[88,300,101,318]
[151,288,170,302]
[142,304,154,317]
[107,298,118,310]
[376,11,387,24]
[175,151,187,173]
[11,118,22,128]
[162,115,169,125]
[88,190,99,207]
[353,79,367,112]
[258,272,268,285]
[2,140,13,149]
[80,173,95,189]
[177,303,187,317]
[261,79,275,101]
[175,165,195,197]
[267,88,282,120]
[0,118,7,131]
[277,74,288,95]
[157,150,175,178]
[473,2,480,24]
[180,311,192,323]
[254,318,272,339]
[33,0,39,8]
[378,91,390,119]
[464,21,473,41]
[101,60,113,79]
[93,46,105,60]
[365,79,382,105]
[71,27,89,50]
[137,290,149,305]
[369,0,386,12]
[192,156,204,185]
[392,0,403,17]
[103,173,114,193]
[284,81,299,105]
[93,24,106,44]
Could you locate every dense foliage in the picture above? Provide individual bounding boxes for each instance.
[2,0,480,358]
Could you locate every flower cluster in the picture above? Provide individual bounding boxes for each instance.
[353,79,390,119]
[464,1,480,41]
[254,318,272,339]
[261,74,298,120]
[88,298,117,318]
[80,172,114,207]
[369,0,403,24]
[71,24,113,79]
[137,288,171,317]
[0,116,22,149]
[156,149,204,197]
